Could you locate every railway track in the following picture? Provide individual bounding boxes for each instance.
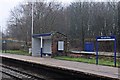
[0,64,46,80]
[1,57,118,80]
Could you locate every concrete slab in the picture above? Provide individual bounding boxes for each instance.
[71,51,119,56]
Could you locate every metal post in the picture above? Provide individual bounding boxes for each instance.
[31,1,33,35]
[96,39,98,65]
[31,1,34,56]
[114,37,117,67]
[40,37,43,57]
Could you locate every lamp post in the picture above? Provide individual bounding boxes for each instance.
[31,0,34,56]
[31,1,33,35]
[25,1,34,37]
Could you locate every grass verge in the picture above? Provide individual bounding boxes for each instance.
[54,56,119,67]
[3,50,30,56]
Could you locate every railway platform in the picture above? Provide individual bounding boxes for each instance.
[0,53,119,79]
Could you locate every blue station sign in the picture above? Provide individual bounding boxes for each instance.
[96,35,117,67]
[97,36,115,39]
[96,36,116,41]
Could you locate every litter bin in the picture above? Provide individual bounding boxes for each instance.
[29,48,32,54]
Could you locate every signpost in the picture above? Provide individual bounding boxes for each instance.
[96,36,116,67]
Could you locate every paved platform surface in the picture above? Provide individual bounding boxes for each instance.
[0,53,119,79]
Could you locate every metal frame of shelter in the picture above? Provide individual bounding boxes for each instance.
[32,33,52,57]
[96,36,117,67]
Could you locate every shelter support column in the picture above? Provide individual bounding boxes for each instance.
[40,37,43,57]
[114,37,117,67]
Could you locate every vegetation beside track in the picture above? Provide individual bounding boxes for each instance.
[3,50,30,56]
[54,56,119,67]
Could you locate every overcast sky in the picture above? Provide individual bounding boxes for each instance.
[0,0,74,32]
[0,0,24,32]
[0,0,118,33]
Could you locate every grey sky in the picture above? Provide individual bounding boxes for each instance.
[0,0,24,32]
[0,0,118,33]
[0,0,73,33]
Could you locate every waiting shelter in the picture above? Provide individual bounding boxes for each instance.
[32,32,67,57]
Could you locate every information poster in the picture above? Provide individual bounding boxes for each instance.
[58,41,64,51]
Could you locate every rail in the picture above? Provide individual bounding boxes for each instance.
[0,64,45,80]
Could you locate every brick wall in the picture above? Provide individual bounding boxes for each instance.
[51,32,67,57]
